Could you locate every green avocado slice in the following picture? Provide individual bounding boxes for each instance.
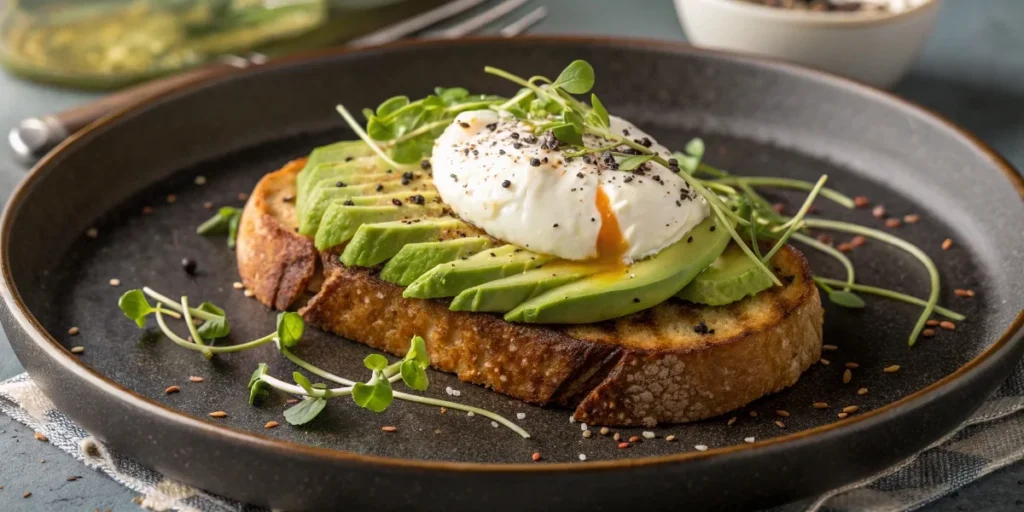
[314,203,447,250]
[449,262,598,313]
[403,245,553,299]
[675,243,774,305]
[296,141,374,205]
[380,237,494,286]
[299,161,421,206]
[340,218,474,267]
[298,177,434,236]
[504,216,732,324]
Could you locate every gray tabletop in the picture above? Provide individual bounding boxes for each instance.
[1,0,1023,510]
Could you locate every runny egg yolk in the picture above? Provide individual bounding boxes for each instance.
[593,187,629,270]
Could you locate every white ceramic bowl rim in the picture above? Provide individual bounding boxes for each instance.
[692,0,939,26]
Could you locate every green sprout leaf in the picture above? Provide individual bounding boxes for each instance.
[118,289,155,328]
[275,312,304,349]
[195,302,229,341]
[552,60,595,94]
[293,371,315,394]
[404,335,430,368]
[435,87,469,105]
[376,96,409,117]
[589,94,610,127]
[617,154,655,172]
[351,374,394,413]
[562,110,584,131]
[400,360,429,391]
[685,137,705,159]
[829,290,866,309]
[197,207,242,248]
[283,397,327,425]
[551,123,583,147]
[311,383,328,390]
[363,353,389,371]
[248,363,270,405]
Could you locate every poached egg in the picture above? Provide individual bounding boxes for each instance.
[431,110,709,264]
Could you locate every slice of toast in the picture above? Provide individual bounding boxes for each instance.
[237,159,824,426]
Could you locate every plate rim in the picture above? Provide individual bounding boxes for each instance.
[2,35,1023,473]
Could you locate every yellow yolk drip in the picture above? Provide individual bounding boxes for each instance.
[593,187,629,270]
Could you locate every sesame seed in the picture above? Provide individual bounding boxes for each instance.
[613,432,621,441]
[642,431,656,439]
[286,398,299,404]
[194,176,207,185]
[34,432,48,442]
[845,362,860,369]
[440,408,447,414]
[599,427,610,436]
[940,321,956,331]
[851,236,866,247]
[70,346,85,354]
[954,289,976,297]
[208,411,227,418]
[727,416,737,426]
[885,218,901,228]
[813,402,829,409]
[904,214,920,224]
[265,421,279,429]
[583,430,592,438]
[665,435,676,442]
[233,282,244,289]
[618,442,630,449]
[203,202,213,209]
[922,329,936,337]
[816,233,833,245]
[68,327,80,336]
[85,228,98,238]
[532,452,542,461]
[775,420,786,428]
[109,278,121,287]
[926,319,940,326]
[838,412,849,419]
[516,413,526,420]
[167,194,177,203]
[24,492,31,498]
[854,196,870,208]
[776,410,790,418]
[189,376,204,383]
[942,238,953,250]
[569,416,576,423]
[143,206,154,214]
[872,205,886,218]
[842,405,860,413]
[695,444,709,451]
[843,369,852,384]
[382,426,398,432]
[837,243,854,253]
[749,411,758,417]
[629,436,641,443]
[578,454,587,461]
[884,365,901,373]
[820,358,831,366]
[744,437,756,443]
[243,289,254,298]
[822,344,838,351]
[465,411,473,417]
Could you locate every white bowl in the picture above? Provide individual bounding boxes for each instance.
[674,0,941,88]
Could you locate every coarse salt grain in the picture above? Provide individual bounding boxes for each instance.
[578,454,587,461]
[194,176,207,185]
[232,282,244,289]
[243,289,254,298]
[466,411,475,417]
[68,327,80,336]
[642,431,655,439]
[109,278,121,287]
[445,386,453,395]
[452,390,461,397]
[569,416,576,424]
[694,445,708,451]
[580,423,588,431]
[85,228,98,239]
[744,437,755,443]
[491,421,499,428]
[665,435,676,442]
[516,413,526,420]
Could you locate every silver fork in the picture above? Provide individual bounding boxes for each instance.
[8,0,548,163]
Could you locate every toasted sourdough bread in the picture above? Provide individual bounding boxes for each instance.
[237,159,824,426]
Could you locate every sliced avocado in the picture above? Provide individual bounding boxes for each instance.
[380,237,494,286]
[298,177,434,236]
[675,243,774,305]
[403,245,553,299]
[346,191,439,206]
[449,262,597,313]
[505,216,731,324]
[296,141,373,204]
[340,218,474,267]
[314,203,447,250]
[299,161,419,205]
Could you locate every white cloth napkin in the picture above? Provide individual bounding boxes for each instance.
[3,364,1023,512]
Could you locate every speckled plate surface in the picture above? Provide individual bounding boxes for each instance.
[2,37,1022,511]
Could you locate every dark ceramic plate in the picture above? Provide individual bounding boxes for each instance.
[2,37,1023,511]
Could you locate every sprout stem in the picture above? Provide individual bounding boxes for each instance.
[714,177,855,209]
[142,287,217,321]
[335,104,401,168]
[813,277,964,321]
[155,308,212,359]
[790,232,855,291]
[180,296,206,347]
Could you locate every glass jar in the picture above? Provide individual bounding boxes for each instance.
[0,0,328,89]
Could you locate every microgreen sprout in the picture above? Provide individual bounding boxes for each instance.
[197,206,242,248]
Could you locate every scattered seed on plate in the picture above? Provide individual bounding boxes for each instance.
[613,432,621,441]
[68,327,80,336]
[165,386,180,394]
[820,358,831,366]
[243,290,255,298]
[694,445,709,451]
[142,206,153,214]
[599,427,610,436]
[70,346,84,354]
[232,282,244,289]
[854,196,870,208]
[940,321,956,331]
[34,432,47,442]
[109,278,121,287]
[665,435,676,442]
[24,492,31,498]
[237,192,249,201]
[727,416,737,426]
[954,289,975,298]
[67,476,80,482]
[583,430,592,438]
[516,413,526,420]
[578,454,587,461]
[189,376,204,383]
[772,203,785,214]
[813,402,829,409]
[618,442,630,449]
[580,422,588,431]
[816,233,833,245]
[285,398,299,404]
[838,412,849,419]
[744,437,755,443]
[775,420,786,429]
[569,415,576,423]
[532,452,542,461]
[872,205,886,218]
[203,201,214,209]
[85,228,98,239]
[845,362,860,369]
[466,411,474,417]
[843,369,852,384]
[629,436,641,443]
[382,426,398,432]
[749,411,758,417]
[884,218,901,228]
[194,176,207,186]
[926,319,940,326]
[851,236,866,247]
[167,194,177,203]
[208,411,227,418]
[904,214,920,224]
[922,329,936,338]
[842,405,860,413]
[858,387,869,395]
[642,431,656,439]
[942,238,953,250]
[182,258,197,275]
[776,410,790,418]
[440,407,447,414]
[837,243,854,253]
[884,365,901,373]
[823,344,838,351]
[265,421,279,429]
